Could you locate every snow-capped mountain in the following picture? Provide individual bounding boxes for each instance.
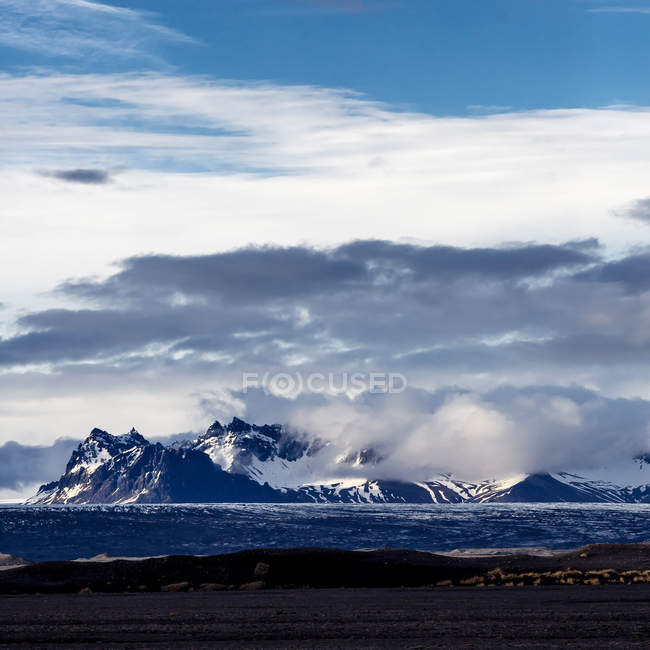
[552,457,650,503]
[27,418,650,504]
[28,424,291,504]
[192,417,322,488]
[63,427,148,476]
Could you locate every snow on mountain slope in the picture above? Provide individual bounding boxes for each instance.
[64,427,148,476]
[552,458,650,503]
[415,474,530,503]
[298,479,434,503]
[191,417,322,488]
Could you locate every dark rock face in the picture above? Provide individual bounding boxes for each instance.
[81,444,285,504]
[486,474,597,503]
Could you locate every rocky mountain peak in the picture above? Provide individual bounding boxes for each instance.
[64,427,150,475]
[119,428,149,448]
[199,417,283,445]
[87,427,113,443]
[86,427,148,447]
[191,417,309,479]
[228,417,252,433]
[204,420,225,437]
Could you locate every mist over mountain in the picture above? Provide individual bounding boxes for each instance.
[0,438,80,496]
[221,386,650,481]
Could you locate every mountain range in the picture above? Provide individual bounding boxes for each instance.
[27,417,650,504]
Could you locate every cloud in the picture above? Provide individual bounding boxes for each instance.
[62,240,595,305]
[0,239,601,370]
[335,239,598,279]
[5,71,650,186]
[5,238,650,449]
[263,0,388,14]
[42,168,111,184]
[589,7,650,15]
[253,385,650,479]
[0,437,79,491]
[63,245,366,302]
[577,251,650,291]
[466,104,514,113]
[619,196,650,222]
[290,0,368,11]
[0,308,193,366]
[0,0,197,60]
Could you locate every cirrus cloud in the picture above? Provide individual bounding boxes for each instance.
[0,0,198,60]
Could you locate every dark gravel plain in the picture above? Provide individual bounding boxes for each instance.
[1,586,650,649]
[1,544,650,648]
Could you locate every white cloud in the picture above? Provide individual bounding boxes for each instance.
[285,388,650,479]
[466,104,513,113]
[2,72,650,318]
[589,7,650,15]
[0,0,197,59]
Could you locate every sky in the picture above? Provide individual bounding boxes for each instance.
[3,0,650,497]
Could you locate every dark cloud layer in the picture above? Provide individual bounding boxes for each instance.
[65,246,365,303]
[43,169,111,184]
[4,238,649,379]
[63,239,596,305]
[336,239,598,279]
[0,438,79,490]
[578,251,650,292]
[622,197,650,223]
[0,239,608,373]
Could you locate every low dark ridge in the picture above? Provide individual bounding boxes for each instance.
[1,543,649,594]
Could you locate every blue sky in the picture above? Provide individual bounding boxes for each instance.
[5,1,650,494]
[4,0,650,114]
